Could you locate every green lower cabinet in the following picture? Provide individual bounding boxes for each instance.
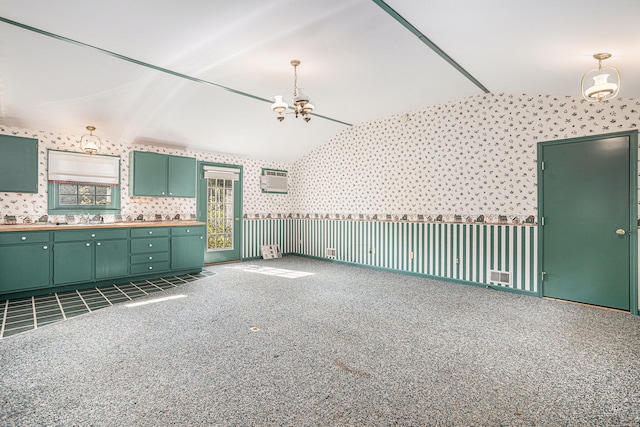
[53,241,93,285]
[171,234,205,270]
[95,239,129,280]
[53,230,129,286]
[130,229,171,275]
[0,243,51,293]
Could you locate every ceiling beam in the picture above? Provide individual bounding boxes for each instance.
[0,16,353,127]
[371,0,490,94]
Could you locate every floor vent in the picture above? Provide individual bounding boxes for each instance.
[326,248,336,258]
[489,270,511,286]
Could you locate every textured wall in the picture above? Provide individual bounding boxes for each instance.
[290,93,640,219]
[0,126,292,222]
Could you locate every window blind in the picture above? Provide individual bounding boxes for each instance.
[48,150,120,186]
[203,165,240,181]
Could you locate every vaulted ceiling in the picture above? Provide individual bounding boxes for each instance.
[1,1,639,162]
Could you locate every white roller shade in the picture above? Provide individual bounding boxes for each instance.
[204,165,240,181]
[48,150,120,186]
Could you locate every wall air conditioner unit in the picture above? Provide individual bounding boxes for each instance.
[261,169,288,194]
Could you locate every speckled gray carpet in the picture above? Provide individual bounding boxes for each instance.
[1,256,639,426]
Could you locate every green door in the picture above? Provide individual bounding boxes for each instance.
[198,163,242,264]
[53,241,93,285]
[95,239,128,280]
[540,134,635,310]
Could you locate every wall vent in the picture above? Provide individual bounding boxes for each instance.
[489,270,511,286]
[261,169,288,193]
[326,248,336,258]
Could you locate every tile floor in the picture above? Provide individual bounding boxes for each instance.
[0,270,217,339]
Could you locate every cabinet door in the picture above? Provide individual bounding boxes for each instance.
[168,155,196,197]
[171,235,205,270]
[131,151,168,196]
[0,244,51,293]
[0,135,38,193]
[53,241,93,285]
[95,239,128,280]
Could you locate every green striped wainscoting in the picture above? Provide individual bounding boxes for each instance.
[242,219,538,294]
[242,218,292,259]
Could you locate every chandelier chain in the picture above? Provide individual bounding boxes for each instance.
[293,63,298,98]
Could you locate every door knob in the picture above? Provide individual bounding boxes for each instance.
[616,229,626,236]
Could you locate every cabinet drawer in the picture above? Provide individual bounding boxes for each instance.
[131,252,169,264]
[0,231,50,245]
[130,237,169,254]
[130,227,169,238]
[130,261,170,275]
[171,226,204,236]
[54,229,128,242]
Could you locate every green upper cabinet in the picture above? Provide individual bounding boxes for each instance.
[0,134,39,193]
[130,151,196,197]
[168,155,197,197]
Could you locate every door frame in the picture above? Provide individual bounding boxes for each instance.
[537,130,638,315]
[197,161,243,263]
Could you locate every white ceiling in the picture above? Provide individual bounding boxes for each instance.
[1,0,639,163]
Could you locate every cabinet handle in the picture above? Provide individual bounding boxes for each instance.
[161,192,165,195]
[149,266,153,270]
[169,192,173,196]
[91,234,96,238]
[186,229,190,233]
[149,243,153,247]
[21,236,27,241]
[43,246,48,250]
[200,236,203,239]
[97,242,102,246]
[86,243,91,247]
[149,256,153,260]
[149,231,153,235]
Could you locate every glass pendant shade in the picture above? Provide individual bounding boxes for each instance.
[581,53,621,103]
[583,70,619,102]
[293,88,310,107]
[271,95,288,113]
[80,126,101,155]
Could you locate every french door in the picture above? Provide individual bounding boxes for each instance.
[198,163,242,264]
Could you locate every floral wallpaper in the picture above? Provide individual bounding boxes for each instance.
[0,125,292,223]
[290,93,640,221]
[2,92,640,225]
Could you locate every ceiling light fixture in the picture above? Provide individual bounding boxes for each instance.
[581,53,620,103]
[271,60,314,122]
[79,125,101,155]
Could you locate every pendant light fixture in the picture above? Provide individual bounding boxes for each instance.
[271,59,314,122]
[79,125,102,155]
[581,53,621,103]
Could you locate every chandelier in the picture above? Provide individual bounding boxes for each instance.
[271,59,314,122]
[581,53,621,103]
[79,125,101,155]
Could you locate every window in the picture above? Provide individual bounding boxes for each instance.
[49,182,120,214]
[207,178,234,250]
[58,183,113,206]
[47,150,121,214]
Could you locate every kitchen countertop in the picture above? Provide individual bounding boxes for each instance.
[0,221,207,232]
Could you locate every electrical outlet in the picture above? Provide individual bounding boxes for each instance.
[370,247,376,254]
[455,258,460,264]
[409,251,414,259]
